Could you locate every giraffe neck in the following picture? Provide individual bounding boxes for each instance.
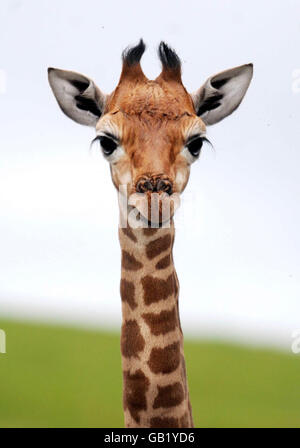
[119,222,193,428]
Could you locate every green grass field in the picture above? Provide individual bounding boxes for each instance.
[0,319,299,428]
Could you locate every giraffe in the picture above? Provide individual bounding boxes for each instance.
[48,40,253,428]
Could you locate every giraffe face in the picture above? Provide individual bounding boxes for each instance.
[48,40,253,223]
[94,80,206,197]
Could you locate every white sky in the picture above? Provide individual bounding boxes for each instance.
[0,0,300,349]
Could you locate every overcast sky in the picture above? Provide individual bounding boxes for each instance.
[0,0,300,349]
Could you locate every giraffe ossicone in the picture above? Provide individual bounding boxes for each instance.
[48,39,253,427]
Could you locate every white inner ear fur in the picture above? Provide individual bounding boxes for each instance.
[48,68,107,127]
[191,63,253,126]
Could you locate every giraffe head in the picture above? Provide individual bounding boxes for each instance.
[48,40,253,223]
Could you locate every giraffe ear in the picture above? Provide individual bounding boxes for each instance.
[48,68,107,127]
[191,64,253,125]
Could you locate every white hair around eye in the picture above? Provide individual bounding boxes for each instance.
[181,146,198,164]
[104,144,126,164]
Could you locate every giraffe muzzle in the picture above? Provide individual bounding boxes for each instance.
[129,175,180,226]
[135,175,173,196]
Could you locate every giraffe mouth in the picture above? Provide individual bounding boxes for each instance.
[128,191,181,227]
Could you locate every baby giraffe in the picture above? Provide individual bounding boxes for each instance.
[48,40,253,428]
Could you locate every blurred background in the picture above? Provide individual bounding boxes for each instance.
[0,0,300,427]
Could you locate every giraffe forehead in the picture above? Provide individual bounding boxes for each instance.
[109,79,195,119]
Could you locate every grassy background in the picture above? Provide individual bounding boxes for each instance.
[0,319,299,428]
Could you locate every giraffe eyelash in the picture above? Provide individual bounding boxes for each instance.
[91,132,119,146]
[186,134,211,146]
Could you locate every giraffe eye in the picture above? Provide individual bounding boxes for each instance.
[186,137,203,157]
[98,136,118,155]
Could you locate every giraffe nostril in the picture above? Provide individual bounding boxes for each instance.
[156,179,173,195]
[136,176,173,195]
[136,178,154,193]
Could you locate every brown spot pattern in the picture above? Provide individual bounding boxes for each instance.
[142,307,177,335]
[122,250,143,271]
[120,279,137,310]
[142,273,175,305]
[122,226,137,242]
[148,341,180,374]
[121,320,145,358]
[155,254,171,270]
[143,228,158,236]
[146,234,172,260]
[150,416,179,428]
[153,382,184,409]
[123,369,149,423]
